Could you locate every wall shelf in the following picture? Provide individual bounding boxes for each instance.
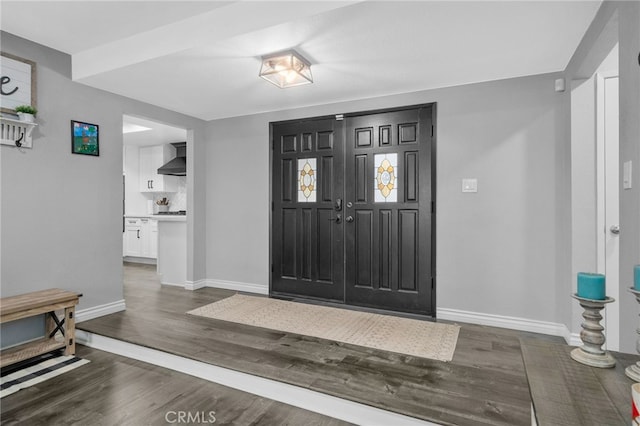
[0,116,38,149]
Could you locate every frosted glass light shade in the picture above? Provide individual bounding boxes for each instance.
[259,50,313,88]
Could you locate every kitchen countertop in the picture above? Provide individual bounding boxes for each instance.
[150,215,187,222]
[125,214,186,221]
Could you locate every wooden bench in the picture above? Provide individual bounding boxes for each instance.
[0,289,82,368]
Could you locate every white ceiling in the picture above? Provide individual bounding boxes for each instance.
[123,115,186,147]
[1,1,601,121]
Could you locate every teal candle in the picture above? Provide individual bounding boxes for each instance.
[577,272,606,300]
[635,265,640,291]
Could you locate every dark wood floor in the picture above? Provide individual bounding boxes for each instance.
[1,345,350,426]
[74,263,574,426]
[522,338,635,425]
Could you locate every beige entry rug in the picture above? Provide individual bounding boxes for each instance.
[188,294,460,362]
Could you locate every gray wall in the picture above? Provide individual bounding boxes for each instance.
[205,72,567,323]
[563,1,640,352]
[617,1,640,353]
[0,32,207,347]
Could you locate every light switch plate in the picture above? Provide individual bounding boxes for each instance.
[462,178,478,193]
[623,161,632,189]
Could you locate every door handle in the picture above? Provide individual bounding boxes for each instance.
[137,229,140,239]
[150,180,153,189]
[328,214,342,224]
[335,198,342,211]
[610,225,620,235]
[345,215,354,223]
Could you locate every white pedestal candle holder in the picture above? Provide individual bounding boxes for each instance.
[570,294,616,368]
[626,288,640,382]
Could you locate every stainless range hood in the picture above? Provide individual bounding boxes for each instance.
[157,142,186,176]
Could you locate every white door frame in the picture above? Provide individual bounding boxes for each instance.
[595,71,619,351]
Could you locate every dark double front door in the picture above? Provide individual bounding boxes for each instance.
[271,106,435,315]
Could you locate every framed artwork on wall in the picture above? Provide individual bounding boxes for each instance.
[0,52,37,114]
[71,120,99,156]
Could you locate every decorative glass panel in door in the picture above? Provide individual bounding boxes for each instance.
[297,158,317,202]
[374,153,398,202]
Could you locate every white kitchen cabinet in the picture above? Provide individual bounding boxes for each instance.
[125,218,142,257]
[124,217,158,259]
[139,145,178,193]
[139,218,157,258]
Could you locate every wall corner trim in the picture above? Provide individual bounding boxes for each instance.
[437,307,578,345]
[205,279,268,295]
[185,280,207,291]
[76,299,126,323]
[161,280,186,288]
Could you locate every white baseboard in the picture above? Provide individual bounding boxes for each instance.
[437,307,578,344]
[160,280,184,288]
[123,256,156,265]
[159,278,266,293]
[76,331,435,426]
[1,335,45,350]
[567,332,582,347]
[76,299,126,323]
[185,280,207,291]
[205,279,268,295]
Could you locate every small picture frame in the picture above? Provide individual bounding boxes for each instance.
[71,120,99,156]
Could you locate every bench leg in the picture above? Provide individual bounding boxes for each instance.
[45,311,57,342]
[63,306,76,356]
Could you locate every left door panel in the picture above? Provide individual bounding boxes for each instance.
[271,118,345,302]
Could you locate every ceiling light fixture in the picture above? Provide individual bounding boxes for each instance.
[259,50,313,89]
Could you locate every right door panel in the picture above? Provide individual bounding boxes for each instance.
[344,107,434,315]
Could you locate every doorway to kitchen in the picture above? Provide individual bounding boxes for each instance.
[270,104,436,316]
[122,115,188,287]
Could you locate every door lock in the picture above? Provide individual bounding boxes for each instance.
[334,198,342,211]
[345,215,354,223]
[328,214,342,224]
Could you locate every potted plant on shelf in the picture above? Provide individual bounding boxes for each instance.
[156,197,169,213]
[14,105,37,123]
